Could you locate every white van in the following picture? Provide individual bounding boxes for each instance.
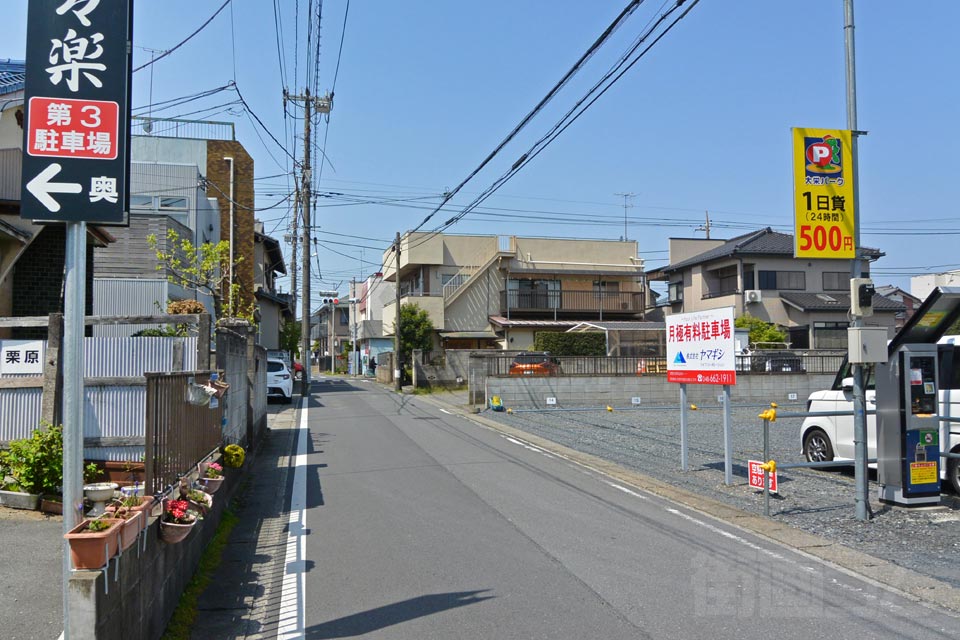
[800,337,960,493]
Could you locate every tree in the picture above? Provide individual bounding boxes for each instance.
[735,314,787,348]
[279,320,301,358]
[398,303,434,362]
[147,229,253,323]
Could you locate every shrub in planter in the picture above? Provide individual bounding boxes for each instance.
[0,422,63,497]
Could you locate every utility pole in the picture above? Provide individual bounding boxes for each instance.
[697,210,711,239]
[844,0,869,522]
[285,88,331,397]
[394,231,402,392]
[288,189,299,310]
[615,192,635,241]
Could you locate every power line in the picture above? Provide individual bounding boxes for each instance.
[133,0,232,73]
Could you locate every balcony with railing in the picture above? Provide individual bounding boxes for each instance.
[500,290,644,319]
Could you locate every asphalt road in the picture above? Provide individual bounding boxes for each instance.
[291,378,960,639]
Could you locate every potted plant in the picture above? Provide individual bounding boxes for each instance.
[185,487,213,515]
[64,516,123,569]
[223,444,245,468]
[199,462,224,494]
[158,499,201,544]
[0,423,63,510]
[105,494,154,550]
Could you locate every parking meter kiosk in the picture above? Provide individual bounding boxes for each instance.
[877,286,960,506]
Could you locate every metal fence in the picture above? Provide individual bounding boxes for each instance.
[144,371,223,495]
[487,351,847,377]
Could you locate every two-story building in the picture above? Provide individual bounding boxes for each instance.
[381,233,650,351]
[648,227,903,348]
[253,221,291,349]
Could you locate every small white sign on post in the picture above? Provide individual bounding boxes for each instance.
[0,340,45,375]
[546,397,557,406]
[631,396,642,405]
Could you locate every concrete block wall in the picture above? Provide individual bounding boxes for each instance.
[485,373,836,409]
[67,466,236,639]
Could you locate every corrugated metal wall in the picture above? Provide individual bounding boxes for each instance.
[92,279,170,337]
[0,337,197,461]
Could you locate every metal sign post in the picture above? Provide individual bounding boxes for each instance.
[20,3,133,637]
[667,307,737,482]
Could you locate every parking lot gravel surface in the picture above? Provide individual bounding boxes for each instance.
[480,402,960,589]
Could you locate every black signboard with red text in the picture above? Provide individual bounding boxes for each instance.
[20,0,132,224]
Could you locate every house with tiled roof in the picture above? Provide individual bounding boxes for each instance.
[647,227,903,349]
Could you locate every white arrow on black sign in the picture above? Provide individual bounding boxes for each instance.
[25,163,82,213]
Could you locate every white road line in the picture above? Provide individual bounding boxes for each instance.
[664,507,786,560]
[439,408,453,415]
[605,482,649,500]
[504,436,556,458]
[277,397,309,639]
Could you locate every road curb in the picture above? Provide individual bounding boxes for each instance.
[415,394,960,615]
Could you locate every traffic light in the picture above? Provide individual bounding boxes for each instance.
[321,297,339,305]
[850,278,874,317]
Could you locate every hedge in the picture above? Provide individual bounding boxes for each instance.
[533,331,606,356]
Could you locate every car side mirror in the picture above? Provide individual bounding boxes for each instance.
[841,377,854,391]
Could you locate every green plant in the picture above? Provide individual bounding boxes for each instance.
[148,229,254,323]
[398,303,434,362]
[84,462,101,484]
[279,320,301,358]
[0,423,63,495]
[204,462,223,479]
[222,444,245,468]
[86,517,113,532]
[735,314,787,347]
[533,331,606,356]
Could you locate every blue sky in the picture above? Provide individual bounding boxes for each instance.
[3,1,959,303]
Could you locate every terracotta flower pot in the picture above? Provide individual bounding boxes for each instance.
[64,519,123,569]
[199,476,224,494]
[187,490,213,515]
[159,519,196,544]
[116,511,143,551]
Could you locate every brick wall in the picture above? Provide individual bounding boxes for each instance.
[206,140,255,317]
[12,225,94,339]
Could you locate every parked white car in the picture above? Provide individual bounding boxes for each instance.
[267,358,294,403]
[800,338,960,493]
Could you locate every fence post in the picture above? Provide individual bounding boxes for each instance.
[144,373,156,494]
[197,313,211,370]
[41,313,64,426]
[246,323,255,448]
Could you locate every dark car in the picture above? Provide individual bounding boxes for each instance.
[751,350,806,373]
[508,352,561,376]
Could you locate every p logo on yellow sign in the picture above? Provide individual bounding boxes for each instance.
[792,127,856,259]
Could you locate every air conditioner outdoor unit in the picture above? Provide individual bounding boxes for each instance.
[745,290,762,304]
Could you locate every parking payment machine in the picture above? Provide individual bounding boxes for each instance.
[876,344,941,505]
[876,286,960,506]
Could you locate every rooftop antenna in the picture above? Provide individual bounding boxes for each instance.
[614,192,635,241]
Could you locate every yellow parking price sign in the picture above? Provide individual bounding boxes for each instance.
[792,127,856,259]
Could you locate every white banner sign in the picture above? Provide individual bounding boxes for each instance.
[666,307,736,385]
[0,340,46,375]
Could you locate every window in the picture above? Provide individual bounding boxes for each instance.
[743,270,755,290]
[823,272,848,291]
[814,321,848,349]
[130,195,153,209]
[339,309,349,325]
[758,270,805,290]
[668,281,683,303]
[159,196,189,210]
[507,278,560,309]
[713,265,738,295]
[440,273,455,286]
